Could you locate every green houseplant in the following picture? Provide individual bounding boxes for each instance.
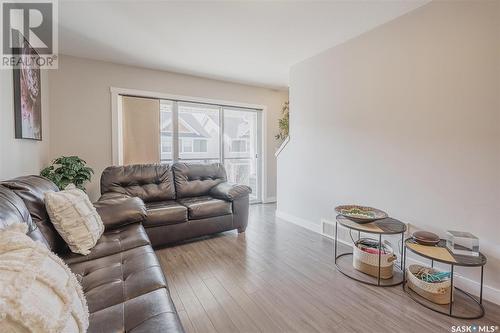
[41,156,94,191]
[275,101,289,141]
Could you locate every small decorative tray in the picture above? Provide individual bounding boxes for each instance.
[412,231,440,246]
[335,205,388,224]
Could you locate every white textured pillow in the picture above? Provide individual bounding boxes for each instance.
[44,184,104,255]
[0,223,89,332]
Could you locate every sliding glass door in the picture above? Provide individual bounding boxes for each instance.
[159,99,262,202]
[223,107,261,203]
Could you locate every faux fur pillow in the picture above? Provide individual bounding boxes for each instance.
[44,184,104,255]
[0,223,89,332]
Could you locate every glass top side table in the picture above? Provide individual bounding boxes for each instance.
[334,215,407,287]
[403,238,487,319]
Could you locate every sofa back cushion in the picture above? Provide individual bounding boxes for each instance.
[173,163,226,198]
[0,185,49,247]
[1,176,66,253]
[101,164,175,202]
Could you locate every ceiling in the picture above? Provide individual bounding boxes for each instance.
[58,1,429,89]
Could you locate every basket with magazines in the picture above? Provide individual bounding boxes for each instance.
[353,238,397,279]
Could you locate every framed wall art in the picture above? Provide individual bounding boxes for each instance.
[13,38,42,140]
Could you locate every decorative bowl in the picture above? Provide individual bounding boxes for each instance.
[412,231,440,246]
[335,205,388,224]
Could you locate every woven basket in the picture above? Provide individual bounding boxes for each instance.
[406,264,452,305]
[353,240,396,279]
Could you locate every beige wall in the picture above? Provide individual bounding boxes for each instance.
[49,55,288,200]
[0,70,50,179]
[278,1,500,302]
[122,96,160,165]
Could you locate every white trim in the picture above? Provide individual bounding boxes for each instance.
[110,87,266,110]
[275,136,290,157]
[110,86,269,200]
[275,210,321,234]
[111,91,123,165]
[262,196,276,204]
[261,108,267,203]
[277,210,500,305]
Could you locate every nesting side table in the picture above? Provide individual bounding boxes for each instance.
[403,238,487,319]
[334,215,407,287]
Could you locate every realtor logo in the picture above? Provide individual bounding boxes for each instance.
[1,0,58,68]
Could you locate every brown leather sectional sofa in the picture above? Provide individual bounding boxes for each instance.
[100,163,252,247]
[0,163,251,332]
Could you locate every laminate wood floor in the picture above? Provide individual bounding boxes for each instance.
[155,204,500,333]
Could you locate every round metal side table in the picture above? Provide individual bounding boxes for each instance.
[403,238,487,319]
[334,215,407,287]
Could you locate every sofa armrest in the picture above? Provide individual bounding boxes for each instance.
[94,194,147,230]
[209,182,252,201]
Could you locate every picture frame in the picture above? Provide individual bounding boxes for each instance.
[13,38,42,141]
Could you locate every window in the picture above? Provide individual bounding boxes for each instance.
[161,139,172,153]
[223,108,259,202]
[181,139,193,153]
[194,139,207,152]
[230,139,248,152]
[178,102,220,160]
[156,99,262,202]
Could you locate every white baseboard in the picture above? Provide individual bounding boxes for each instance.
[276,210,500,305]
[275,210,321,233]
[262,196,277,204]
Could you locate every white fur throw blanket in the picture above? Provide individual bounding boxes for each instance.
[0,224,89,332]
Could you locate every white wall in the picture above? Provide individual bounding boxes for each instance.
[49,55,288,201]
[0,70,50,179]
[278,1,500,301]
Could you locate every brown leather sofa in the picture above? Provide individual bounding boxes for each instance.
[100,162,252,247]
[0,176,184,332]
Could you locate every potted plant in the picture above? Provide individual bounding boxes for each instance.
[275,101,289,141]
[41,156,94,191]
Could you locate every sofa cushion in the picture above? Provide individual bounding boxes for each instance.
[172,163,226,198]
[144,201,188,227]
[177,196,232,220]
[69,245,167,313]
[101,164,176,202]
[1,176,67,253]
[62,223,150,265]
[88,289,183,333]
